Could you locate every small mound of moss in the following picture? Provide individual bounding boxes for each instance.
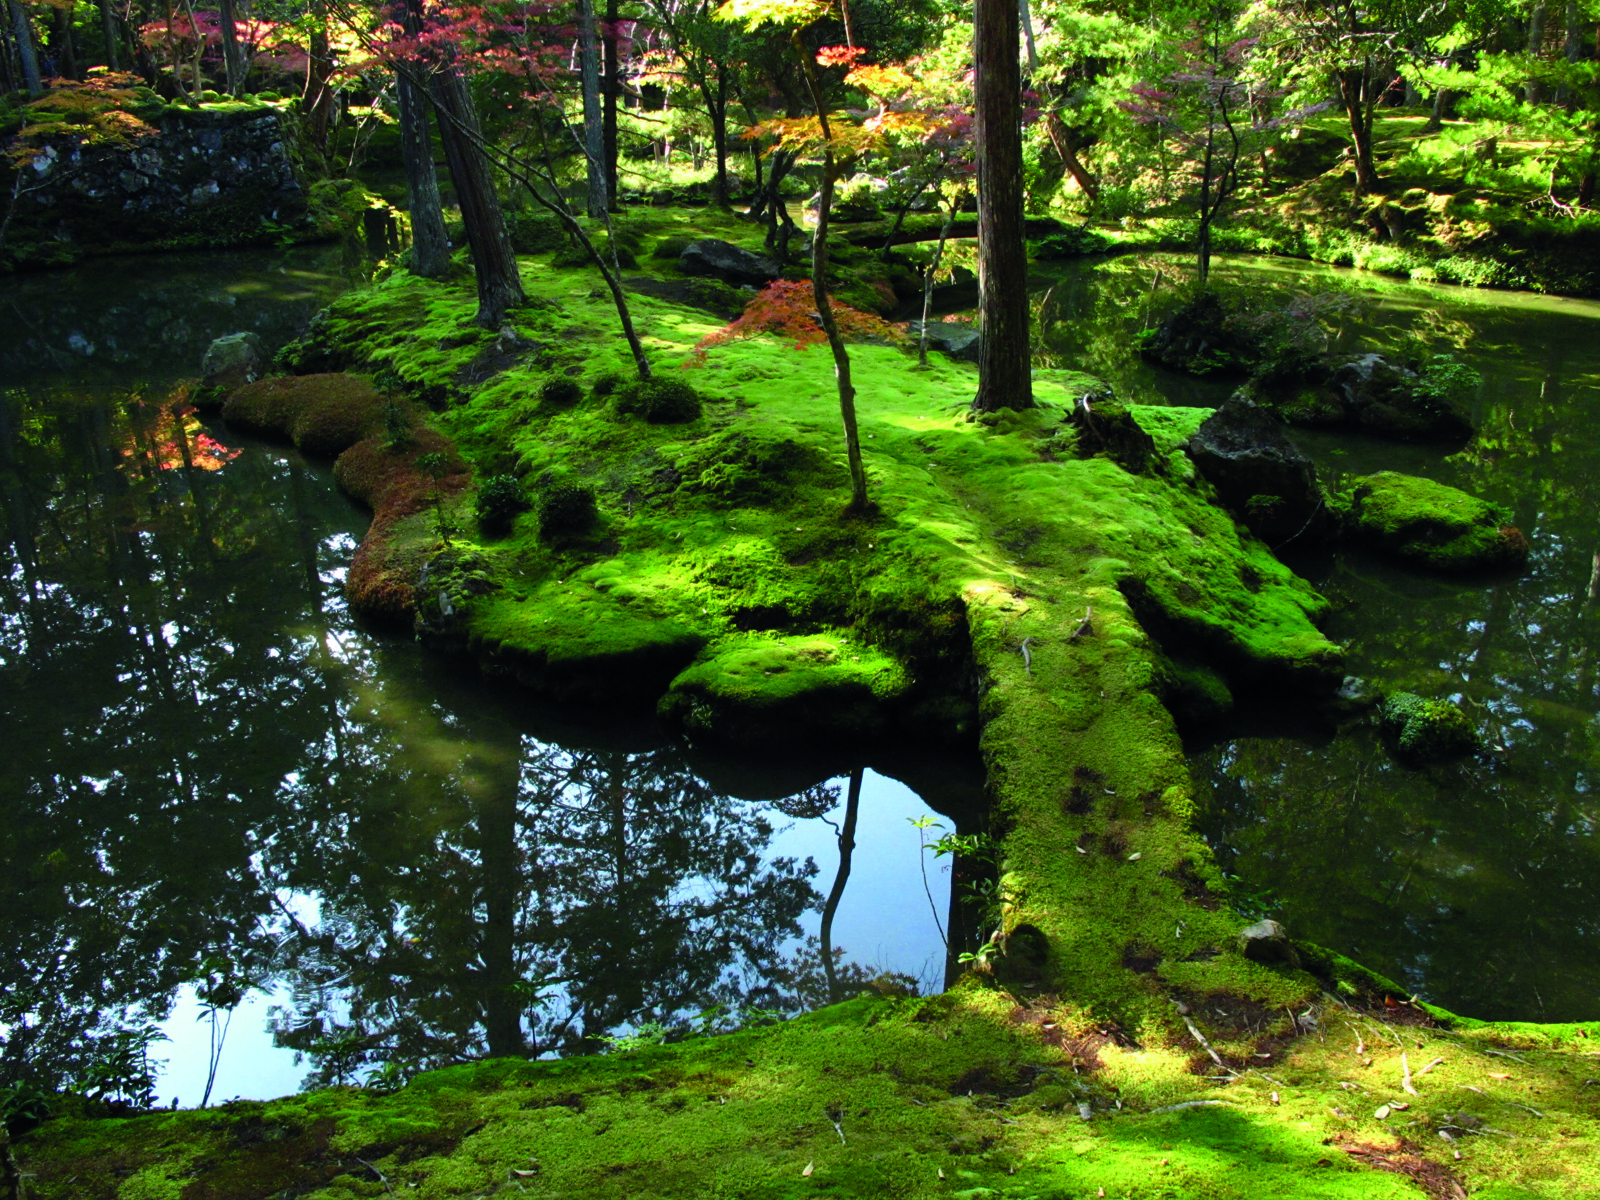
[652,235,693,260]
[539,375,585,407]
[1339,471,1529,572]
[1379,691,1478,762]
[536,474,598,537]
[590,371,624,399]
[614,375,704,423]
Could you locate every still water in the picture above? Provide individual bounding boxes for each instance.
[1017,252,1600,1023]
[0,246,966,1107]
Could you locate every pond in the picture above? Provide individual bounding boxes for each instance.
[0,246,970,1107]
[1000,250,1600,1024]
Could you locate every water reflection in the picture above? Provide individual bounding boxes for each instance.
[0,371,968,1104]
[999,252,1600,1021]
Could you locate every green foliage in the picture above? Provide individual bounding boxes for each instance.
[475,474,531,533]
[506,208,568,255]
[590,371,625,398]
[1032,226,1114,259]
[613,375,704,423]
[382,399,415,451]
[1413,353,1481,405]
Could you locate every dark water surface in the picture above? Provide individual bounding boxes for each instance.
[1014,252,1600,1023]
[0,246,966,1106]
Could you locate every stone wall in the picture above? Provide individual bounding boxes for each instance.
[4,103,310,268]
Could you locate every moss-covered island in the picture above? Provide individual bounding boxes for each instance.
[11,217,1596,1200]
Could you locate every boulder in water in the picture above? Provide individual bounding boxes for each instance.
[1340,471,1529,572]
[1185,395,1328,543]
[1379,692,1478,762]
[1139,291,1263,377]
[1242,352,1474,443]
[908,320,982,362]
[201,331,268,390]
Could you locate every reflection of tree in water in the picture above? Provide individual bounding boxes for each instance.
[269,736,828,1086]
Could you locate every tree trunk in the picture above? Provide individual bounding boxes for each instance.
[577,0,607,217]
[794,25,869,511]
[430,68,526,326]
[1527,3,1548,107]
[702,71,730,209]
[603,0,619,204]
[218,0,244,94]
[1045,113,1098,202]
[304,12,334,154]
[396,71,450,277]
[819,768,862,1003]
[98,0,118,70]
[7,0,41,95]
[972,0,1033,411]
[1339,70,1379,193]
[54,3,77,80]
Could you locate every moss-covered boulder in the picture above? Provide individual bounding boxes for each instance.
[659,633,914,745]
[1185,395,1330,545]
[1240,352,1475,443]
[1138,290,1264,377]
[1339,471,1530,572]
[1379,691,1478,762]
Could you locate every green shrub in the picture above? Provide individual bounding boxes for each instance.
[200,89,221,103]
[591,371,625,399]
[540,376,585,407]
[255,90,281,101]
[653,236,693,260]
[552,236,639,270]
[1031,227,1113,258]
[475,474,531,533]
[536,475,598,537]
[614,375,704,423]
[506,209,567,254]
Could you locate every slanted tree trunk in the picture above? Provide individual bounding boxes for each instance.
[819,769,862,1003]
[794,25,869,511]
[218,0,245,94]
[578,0,607,217]
[972,0,1033,412]
[7,0,42,95]
[430,68,526,326]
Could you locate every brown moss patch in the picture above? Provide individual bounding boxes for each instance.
[1338,1137,1468,1200]
[221,373,389,457]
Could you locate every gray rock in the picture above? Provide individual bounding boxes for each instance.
[1238,918,1298,966]
[908,320,982,362]
[678,239,781,287]
[1330,675,1382,715]
[201,331,268,389]
[1186,395,1328,543]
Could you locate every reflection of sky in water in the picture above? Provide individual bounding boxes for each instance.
[154,772,950,1105]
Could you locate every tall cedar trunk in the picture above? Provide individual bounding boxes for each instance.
[98,0,118,69]
[1527,3,1548,104]
[795,27,869,510]
[578,0,606,217]
[8,0,41,95]
[396,70,450,277]
[54,4,77,79]
[397,0,450,277]
[819,768,862,1003]
[218,0,244,94]
[1339,71,1379,193]
[430,69,525,326]
[602,0,619,204]
[972,0,1033,411]
[305,14,333,154]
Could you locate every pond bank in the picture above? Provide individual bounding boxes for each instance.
[11,230,1600,1198]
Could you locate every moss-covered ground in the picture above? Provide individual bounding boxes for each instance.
[15,214,1597,1197]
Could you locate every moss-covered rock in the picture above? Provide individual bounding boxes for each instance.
[1379,691,1479,762]
[1339,471,1530,572]
[218,372,388,457]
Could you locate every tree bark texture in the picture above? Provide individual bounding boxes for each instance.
[430,69,525,326]
[218,0,244,94]
[578,0,607,217]
[8,0,41,95]
[396,71,451,278]
[603,0,619,204]
[1339,70,1379,193]
[972,0,1033,411]
[97,0,119,70]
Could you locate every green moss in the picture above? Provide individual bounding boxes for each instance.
[219,373,389,457]
[660,632,912,744]
[1379,691,1479,762]
[1339,471,1530,572]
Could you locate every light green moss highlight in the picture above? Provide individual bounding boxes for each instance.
[1340,471,1529,572]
